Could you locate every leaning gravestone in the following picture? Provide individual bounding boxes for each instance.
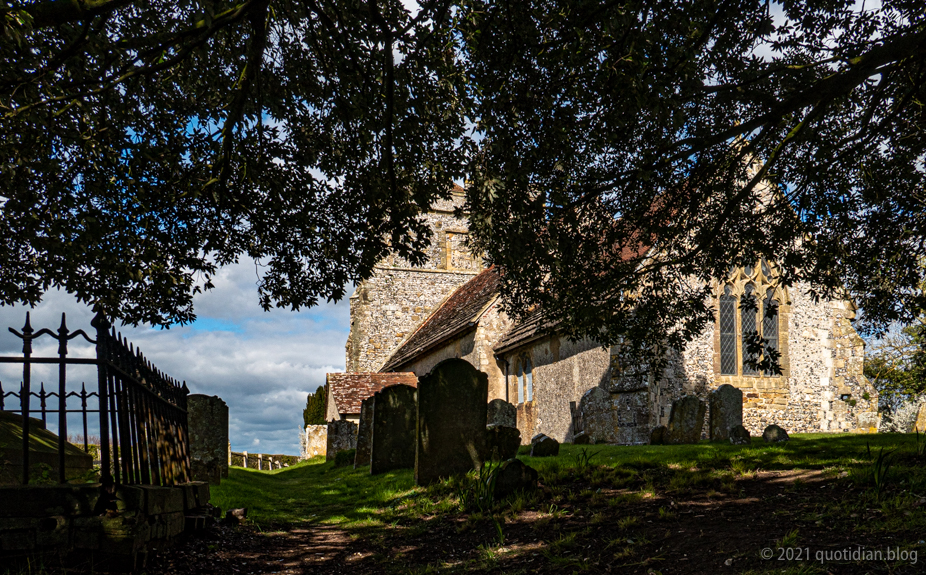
[326,420,358,461]
[493,459,538,500]
[487,398,517,428]
[664,395,706,444]
[354,397,375,469]
[370,384,417,474]
[709,384,743,442]
[415,359,488,485]
[763,424,789,443]
[530,433,560,457]
[729,424,751,445]
[572,432,593,445]
[485,425,521,461]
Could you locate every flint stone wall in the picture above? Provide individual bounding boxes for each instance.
[187,394,229,484]
[415,359,488,485]
[370,384,417,474]
[500,335,611,444]
[326,420,358,462]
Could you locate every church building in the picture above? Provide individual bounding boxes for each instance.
[342,186,880,444]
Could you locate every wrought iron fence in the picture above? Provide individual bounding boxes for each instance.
[0,312,191,486]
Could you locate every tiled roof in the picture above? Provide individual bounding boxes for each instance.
[327,372,418,416]
[382,266,500,371]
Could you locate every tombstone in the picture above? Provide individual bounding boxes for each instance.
[530,433,560,457]
[664,395,706,444]
[763,424,789,443]
[729,425,751,445]
[370,384,417,474]
[242,451,248,468]
[493,459,538,500]
[709,384,743,442]
[485,425,521,461]
[187,394,229,484]
[257,454,262,470]
[577,386,650,444]
[577,387,612,443]
[915,403,926,433]
[650,425,667,445]
[327,420,358,461]
[303,425,327,459]
[415,358,489,486]
[572,432,593,445]
[354,397,375,469]
[487,399,517,428]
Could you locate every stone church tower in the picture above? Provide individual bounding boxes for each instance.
[346,186,482,372]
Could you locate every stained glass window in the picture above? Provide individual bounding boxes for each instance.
[742,284,759,375]
[720,286,737,375]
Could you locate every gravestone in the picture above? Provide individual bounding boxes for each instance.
[530,433,560,457]
[326,420,358,461]
[650,425,667,445]
[415,358,488,486]
[370,384,417,474]
[915,403,926,433]
[354,397,375,469]
[303,425,327,459]
[729,424,751,445]
[487,399,517,428]
[493,459,538,500]
[762,424,789,443]
[577,386,650,444]
[709,384,743,442]
[572,432,593,445]
[664,395,706,444]
[485,425,521,461]
[188,394,229,484]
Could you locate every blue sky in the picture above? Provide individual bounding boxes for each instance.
[0,258,350,455]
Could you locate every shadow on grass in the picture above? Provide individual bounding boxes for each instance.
[202,434,926,575]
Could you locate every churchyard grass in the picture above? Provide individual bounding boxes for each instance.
[208,434,926,573]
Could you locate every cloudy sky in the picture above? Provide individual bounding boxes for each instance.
[0,260,349,455]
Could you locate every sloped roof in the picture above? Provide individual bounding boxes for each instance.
[326,372,418,416]
[492,309,559,354]
[381,266,501,371]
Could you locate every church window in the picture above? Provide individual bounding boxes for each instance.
[516,360,524,404]
[523,357,533,402]
[719,286,737,375]
[742,284,759,375]
[716,261,787,380]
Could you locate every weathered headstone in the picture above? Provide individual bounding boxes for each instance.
[762,424,789,443]
[326,420,358,461]
[370,384,417,474]
[188,394,229,484]
[415,358,489,486]
[577,386,650,444]
[709,384,743,442]
[354,397,375,469]
[487,398,517,428]
[572,432,593,445]
[303,425,327,459]
[650,425,667,445]
[485,425,521,461]
[664,395,706,445]
[530,433,560,457]
[729,424,751,445]
[492,459,538,500]
[915,403,926,433]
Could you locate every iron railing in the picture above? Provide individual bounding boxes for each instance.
[0,312,191,486]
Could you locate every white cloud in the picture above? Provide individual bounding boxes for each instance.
[0,258,351,455]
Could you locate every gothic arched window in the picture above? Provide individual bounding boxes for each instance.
[715,258,788,380]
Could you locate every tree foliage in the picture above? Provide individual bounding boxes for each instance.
[303,383,328,426]
[2,0,925,370]
[865,321,926,413]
